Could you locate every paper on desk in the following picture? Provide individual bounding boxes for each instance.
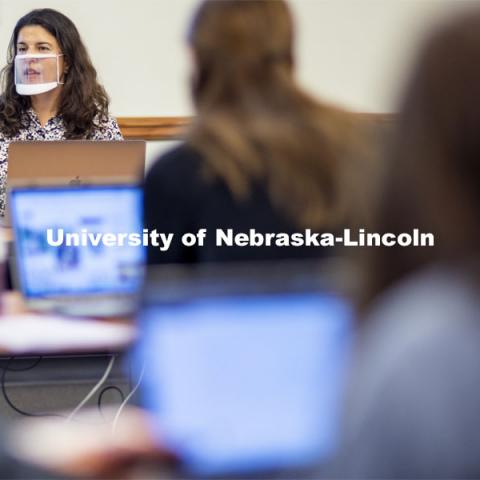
[0,315,136,353]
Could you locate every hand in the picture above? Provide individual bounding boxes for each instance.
[9,406,178,478]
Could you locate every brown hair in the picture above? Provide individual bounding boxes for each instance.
[186,0,363,230]
[0,8,110,139]
[363,10,480,306]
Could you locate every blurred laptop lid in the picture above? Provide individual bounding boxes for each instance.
[135,261,354,477]
[8,140,145,186]
[9,184,145,317]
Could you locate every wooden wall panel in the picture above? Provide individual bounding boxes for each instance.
[117,114,392,141]
[117,116,192,140]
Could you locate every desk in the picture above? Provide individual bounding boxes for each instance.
[0,218,138,418]
[0,295,162,478]
[0,292,136,420]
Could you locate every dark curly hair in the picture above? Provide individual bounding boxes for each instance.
[0,8,110,139]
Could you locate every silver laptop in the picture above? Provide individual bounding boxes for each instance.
[4,140,146,226]
[9,184,145,317]
[7,140,146,186]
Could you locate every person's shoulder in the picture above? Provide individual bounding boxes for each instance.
[90,114,123,140]
[338,265,480,479]
[144,144,207,208]
[353,264,480,403]
[146,143,205,181]
[365,264,480,340]
[93,113,118,127]
[0,107,30,140]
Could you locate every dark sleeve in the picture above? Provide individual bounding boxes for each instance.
[143,145,203,265]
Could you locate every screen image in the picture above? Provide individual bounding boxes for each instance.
[10,186,145,297]
[137,292,352,477]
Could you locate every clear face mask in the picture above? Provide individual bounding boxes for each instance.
[14,53,64,96]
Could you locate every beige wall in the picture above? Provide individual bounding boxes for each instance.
[1,0,479,115]
[0,0,479,164]
[291,0,479,112]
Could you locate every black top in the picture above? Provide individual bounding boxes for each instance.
[143,144,334,265]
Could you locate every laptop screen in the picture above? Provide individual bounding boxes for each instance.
[136,266,353,477]
[10,185,145,298]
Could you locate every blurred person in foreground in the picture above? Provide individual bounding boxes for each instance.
[144,0,370,265]
[331,9,480,479]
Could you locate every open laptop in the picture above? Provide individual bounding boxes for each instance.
[3,140,146,226]
[134,261,354,477]
[9,184,145,317]
[8,140,146,186]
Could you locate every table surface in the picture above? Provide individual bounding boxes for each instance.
[0,291,135,355]
[0,224,135,356]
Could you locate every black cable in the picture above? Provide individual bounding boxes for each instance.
[0,356,42,372]
[1,356,65,418]
[97,385,125,415]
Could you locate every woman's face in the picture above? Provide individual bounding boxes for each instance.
[16,25,67,86]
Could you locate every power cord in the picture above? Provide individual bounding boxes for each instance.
[0,356,65,418]
[97,385,125,419]
[0,356,42,372]
[112,359,146,433]
[66,354,116,423]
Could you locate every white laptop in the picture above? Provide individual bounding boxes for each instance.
[9,184,145,317]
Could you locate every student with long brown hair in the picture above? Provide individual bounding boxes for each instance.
[144,0,363,264]
[0,8,123,216]
[333,9,480,478]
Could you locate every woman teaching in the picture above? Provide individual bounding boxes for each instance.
[0,8,123,216]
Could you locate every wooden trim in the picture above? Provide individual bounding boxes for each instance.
[117,116,192,141]
[117,113,393,141]
[355,112,395,124]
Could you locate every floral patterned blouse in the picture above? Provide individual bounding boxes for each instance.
[0,108,124,216]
